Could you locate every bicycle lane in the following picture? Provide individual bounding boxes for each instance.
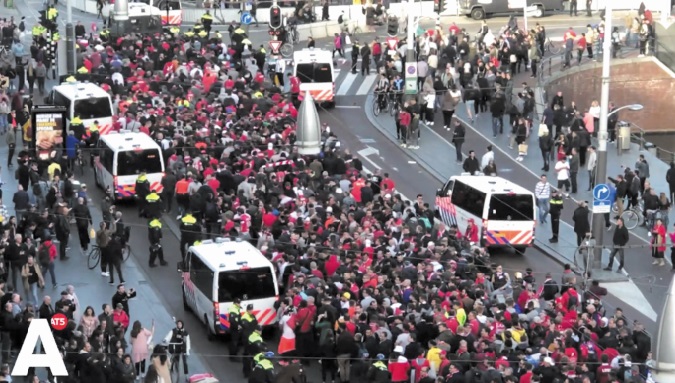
[0,141,210,379]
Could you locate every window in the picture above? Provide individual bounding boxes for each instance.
[488,194,535,221]
[295,63,333,83]
[440,180,454,196]
[73,97,112,120]
[451,181,486,218]
[157,0,181,10]
[218,267,276,302]
[101,146,114,174]
[52,92,72,115]
[116,149,163,176]
[190,254,214,299]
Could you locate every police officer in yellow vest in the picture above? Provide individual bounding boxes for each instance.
[169,26,180,36]
[147,218,167,267]
[243,324,264,378]
[69,115,85,140]
[144,191,162,219]
[135,172,151,216]
[249,352,275,383]
[201,11,213,34]
[77,66,89,74]
[179,212,201,261]
[197,29,208,39]
[228,298,243,361]
[367,354,391,382]
[100,28,110,42]
[184,29,195,38]
[52,31,60,41]
[213,31,222,41]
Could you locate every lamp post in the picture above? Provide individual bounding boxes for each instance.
[590,3,612,271]
[608,103,644,117]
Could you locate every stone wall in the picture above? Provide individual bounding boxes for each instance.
[544,58,675,133]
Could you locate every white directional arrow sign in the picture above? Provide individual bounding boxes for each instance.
[357,146,381,170]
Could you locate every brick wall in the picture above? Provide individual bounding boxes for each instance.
[544,59,675,133]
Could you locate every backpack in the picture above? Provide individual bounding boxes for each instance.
[38,243,53,265]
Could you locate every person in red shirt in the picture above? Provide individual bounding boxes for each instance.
[652,218,667,266]
[576,33,587,65]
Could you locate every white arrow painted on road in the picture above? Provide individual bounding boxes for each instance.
[358,147,382,170]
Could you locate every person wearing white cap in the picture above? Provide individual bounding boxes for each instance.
[533,356,559,382]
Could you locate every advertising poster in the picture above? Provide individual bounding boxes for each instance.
[35,112,64,161]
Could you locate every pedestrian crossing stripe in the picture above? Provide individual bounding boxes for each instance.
[356,74,378,95]
[336,73,357,95]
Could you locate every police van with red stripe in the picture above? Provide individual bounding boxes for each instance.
[177,238,280,340]
[93,131,165,200]
[436,175,536,254]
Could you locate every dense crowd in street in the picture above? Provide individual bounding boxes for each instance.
[0,0,665,382]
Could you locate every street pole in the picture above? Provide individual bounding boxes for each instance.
[523,4,528,32]
[591,3,612,270]
[404,0,417,100]
[65,0,75,74]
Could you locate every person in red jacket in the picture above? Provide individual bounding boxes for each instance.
[388,351,410,383]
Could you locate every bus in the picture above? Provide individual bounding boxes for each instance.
[436,175,536,253]
[46,82,114,136]
[293,48,336,107]
[177,238,279,340]
[94,131,165,199]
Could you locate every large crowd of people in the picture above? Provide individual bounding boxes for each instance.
[0,0,662,382]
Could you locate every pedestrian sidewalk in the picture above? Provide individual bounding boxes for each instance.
[364,91,663,275]
[0,140,209,380]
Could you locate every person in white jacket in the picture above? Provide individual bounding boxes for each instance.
[164,319,191,377]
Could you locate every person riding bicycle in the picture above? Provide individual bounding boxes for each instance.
[390,74,404,106]
[375,74,390,110]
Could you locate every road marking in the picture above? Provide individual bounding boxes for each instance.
[358,147,382,170]
[334,105,362,109]
[604,281,658,321]
[408,161,417,164]
[359,138,376,144]
[355,74,377,95]
[336,73,357,95]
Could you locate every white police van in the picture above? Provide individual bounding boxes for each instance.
[177,238,280,340]
[46,82,114,135]
[93,131,165,200]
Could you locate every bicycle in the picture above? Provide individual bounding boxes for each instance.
[373,91,388,116]
[573,233,595,275]
[87,243,131,270]
[388,93,401,117]
[612,199,645,230]
[545,37,562,55]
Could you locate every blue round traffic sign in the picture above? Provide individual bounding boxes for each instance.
[241,11,253,25]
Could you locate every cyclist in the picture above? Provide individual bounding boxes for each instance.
[374,74,389,111]
[390,73,404,107]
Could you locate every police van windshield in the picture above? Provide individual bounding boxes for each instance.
[218,267,275,302]
[296,63,332,83]
[488,194,534,221]
[116,149,163,176]
[73,97,113,119]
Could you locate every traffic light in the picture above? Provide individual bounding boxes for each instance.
[387,16,398,37]
[269,6,282,29]
[434,0,444,14]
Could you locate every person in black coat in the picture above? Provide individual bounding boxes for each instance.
[572,200,590,246]
[462,151,480,175]
[452,120,466,164]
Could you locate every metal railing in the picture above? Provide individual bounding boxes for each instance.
[629,123,675,164]
[654,37,675,74]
